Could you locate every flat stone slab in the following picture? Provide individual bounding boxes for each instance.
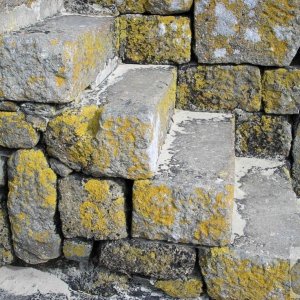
[132,110,235,246]
[0,15,116,103]
[200,157,300,299]
[45,65,176,179]
[194,0,300,66]
[0,0,64,34]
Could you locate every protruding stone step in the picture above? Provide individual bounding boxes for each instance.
[0,15,117,103]
[199,157,300,300]
[132,110,235,246]
[0,0,64,34]
[45,64,177,179]
[100,239,196,279]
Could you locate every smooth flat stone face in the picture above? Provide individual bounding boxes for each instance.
[0,0,64,34]
[45,65,176,180]
[133,110,235,246]
[194,0,300,66]
[199,157,300,300]
[0,15,116,103]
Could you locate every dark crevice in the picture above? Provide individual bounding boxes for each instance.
[125,180,134,238]
[291,48,300,66]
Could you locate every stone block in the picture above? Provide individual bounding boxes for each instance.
[63,238,93,262]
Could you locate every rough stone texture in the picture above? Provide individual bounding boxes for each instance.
[7,149,61,264]
[45,65,176,180]
[292,123,300,195]
[0,112,39,149]
[59,174,127,240]
[0,157,6,187]
[119,15,191,64]
[154,277,203,299]
[133,110,235,246]
[177,65,262,112]
[63,239,93,262]
[0,101,18,112]
[0,198,14,266]
[263,67,300,114]
[0,15,117,103]
[100,239,196,279]
[0,0,64,34]
[49,158,73,178]
[235,110,292,159]
[194,0,300,66]
[199,157,300,300]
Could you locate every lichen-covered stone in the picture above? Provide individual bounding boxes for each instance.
[119,15,191,64]
[133,111,235,246]
[263,67,300,114]
[0,199,14,266]
[0,112,39,149]
[25,115,48,132]
[0,15,116,103]
[200,157,300,300]
[154,277,203,299]
[100,239,196,279]
[45,65,176,179]
[7,149,61,264]
[59,174,127,240]
[194,0,300,66]
[0,157,6,187]
[177,65,261,112]
[63,238,93,262]
[0,0,64,34]
[236,110,292,158]
[0,101,18,112]
[49,158,73,178]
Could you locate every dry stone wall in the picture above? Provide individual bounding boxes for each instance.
[0,0,299,299]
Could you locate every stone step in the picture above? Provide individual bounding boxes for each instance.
[0,0,64,34]
[132,110,235,246]
[45,64,177,179]
[0,15,117,104]
[199,157,300,300]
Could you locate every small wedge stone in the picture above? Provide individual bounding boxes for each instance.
[199,157,300,300]
[63,239,93,262]
[7,149,61,264]
[133,110,235,246]
[0,157,6,187]
[100,239,196,279]
[49,158,73,178]
[0,15,116,103]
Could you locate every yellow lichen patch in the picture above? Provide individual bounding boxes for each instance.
[155,278,203,298]
[193,185,234,244]
[28,230,50,244]
[63,242,88,258]
[84,179,110,202]
[0,89,4,98]
[133,180,177,227]
[55,76,66,88]
[203,247,290,300]
[117,0,147,13]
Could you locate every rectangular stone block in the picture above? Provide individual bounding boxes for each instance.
[45,65,176,179]
[119,15,191,64]
[263,67,300,114]
[177,65,261,112]
[0,15,117,103]
[100,239,196,279]
[63,238,93,263]
[236,110,292,159]
[132,110,235,246]
[0,157,7,187]
[0,0,64,34]
[194,0,300,66]
[59,174,127,240]
[199,157,300,300]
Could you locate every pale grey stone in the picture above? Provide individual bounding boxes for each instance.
[0,157,6,187]
[49,158,73,177]
[63,239,93,262]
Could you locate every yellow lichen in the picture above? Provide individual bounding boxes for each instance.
[84,179,110,202]
[63,242,88,258]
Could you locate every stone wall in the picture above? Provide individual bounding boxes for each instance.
[0,0,300,299]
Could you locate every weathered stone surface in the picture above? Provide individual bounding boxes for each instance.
[0,0,64,34]
[154,277,203,299]
[0,112,39,149]
[45,65,176,179]
[119,15,191,64]
[0,101,18,112]
[25,115,48,132]
[236,110,292,158]
[0,157,6,187]
[263,67,300,114]
[194,0,300,66]
[292,123,300,195]
[59,174,127,240]
[177,65,261,112]
[133,110,235,246]
[0,15,116,103]
[7,149,61,264]
[49,158,73,178]
[0,198,14,266]
[63,239,93,262]
[100,239,196,279]
[200,157,300,300]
